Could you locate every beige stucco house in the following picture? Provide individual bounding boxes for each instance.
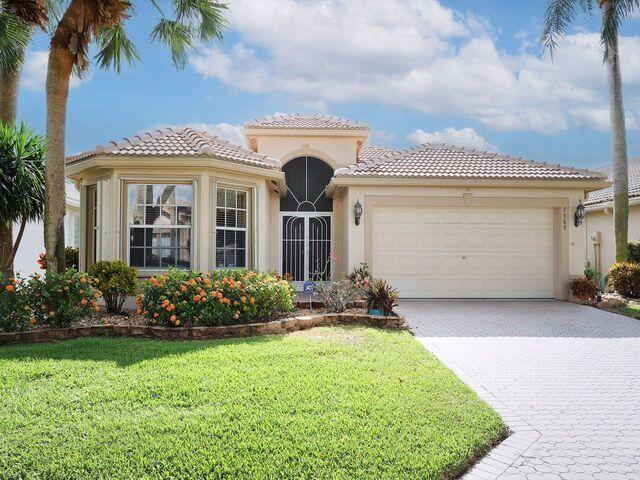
[66,114,608,299]
[585,157,640,275]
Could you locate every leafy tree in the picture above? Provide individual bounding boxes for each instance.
[0,122,46,275]
[34,0,227,273]
[541,0,639,261]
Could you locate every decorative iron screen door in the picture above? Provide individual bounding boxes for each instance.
[281,213,332,286]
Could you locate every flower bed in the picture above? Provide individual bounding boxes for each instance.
[0,312,406,345]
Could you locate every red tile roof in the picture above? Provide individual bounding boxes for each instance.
[586,157,640,205]
[245,113,369,131]
[66,127,281,169]
[336,143,604,180]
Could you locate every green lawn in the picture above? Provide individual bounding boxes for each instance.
[0,326,506,479]
[612,303,640,320]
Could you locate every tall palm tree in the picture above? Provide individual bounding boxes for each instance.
[0,2,50,274]
[38,0,227,272]
[0,122,46,276]
[541,0,638,262]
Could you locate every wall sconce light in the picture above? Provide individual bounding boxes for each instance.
[354,199,363,226]
[574,200,585,227]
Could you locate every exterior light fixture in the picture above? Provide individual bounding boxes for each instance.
[354,199,363,226]
[574,200,586,227]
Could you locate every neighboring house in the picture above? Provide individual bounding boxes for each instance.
[65,113,608,299]
[13,180,81,276]
[585,157,640,275]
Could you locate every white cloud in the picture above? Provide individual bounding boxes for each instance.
[148,122,246,147]
[407,127,498,152]
[23,50,87,91]
[190,0,640,134]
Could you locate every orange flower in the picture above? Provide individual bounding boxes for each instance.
[175,319,180,326]
[193,295,201,302]
[210,291,217,298]
[249,297,255,304]
[241,296,247,303]
[217,292,223,300]
[81,299,88,306]
[170,315,176,322]
[94,306,100,312]
[5,284,14,292]
[168,304,175,311]
[29,317,37,325]
[161,299,170,307]
[153,312,159,318]
[80,277,87,284]
[79,289,84,294]
[181,285,187,293]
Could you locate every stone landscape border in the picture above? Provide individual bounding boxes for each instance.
[0,313,406,346]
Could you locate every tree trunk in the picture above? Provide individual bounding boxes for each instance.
[44,44,74,273]
[0,64,22,276]
[605,34,629,262]
[7,217,26,269]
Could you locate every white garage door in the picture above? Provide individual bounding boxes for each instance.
[372,206,555,298]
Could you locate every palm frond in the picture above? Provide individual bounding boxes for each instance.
[0,13,32,76]
[150,18,194,69]
[601,0,640,56]
[173,0,227,41]
[2,0,48,29]
[0,122,46,224]
[540,0,586,55]
[95,24,140,73]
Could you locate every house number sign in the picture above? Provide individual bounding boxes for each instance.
[562,207,567,230]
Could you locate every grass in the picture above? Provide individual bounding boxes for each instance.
[612,303,640,320]
[0,326,506,479]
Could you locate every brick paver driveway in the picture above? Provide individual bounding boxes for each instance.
[398,300,640,480]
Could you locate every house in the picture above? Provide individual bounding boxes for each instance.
[585,157,640,275]
[13,180,81,276]
[65,114,608,299]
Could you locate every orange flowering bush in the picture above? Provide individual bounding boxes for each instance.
[138,269,296,327]
[0,273,31,332]
[26,269,100,327]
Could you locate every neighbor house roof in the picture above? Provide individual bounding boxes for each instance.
[335,143,604,181]
[66,127,281,169]
[586,157,640,205]
[245,113,369,131]
[357,144,396,162]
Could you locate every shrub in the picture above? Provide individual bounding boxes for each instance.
[347,262,371,282]
[0,273,32,332]
[27,269,100,327]
[584,264,598,282]
[366,279,399,316]
[89,260,137,313]
[138,269,295,327]
[609,262,640,298]
[628,241,640,264]
[37,246,79,270]
[315,279,362,313]
[570,276,598,301]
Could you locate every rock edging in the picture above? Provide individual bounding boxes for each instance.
[0,313,406,346]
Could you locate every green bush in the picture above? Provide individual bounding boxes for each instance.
[89,260,137,313]
[609,262,640,298]
[628,241,640,264]
[366,279,399,316]
[37,246,79,270]
[0,274,32,332]
[27,269,100,327]
[138,269,295,327]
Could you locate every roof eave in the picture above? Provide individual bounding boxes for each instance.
[586,195,640,211]
[326,176,611,195]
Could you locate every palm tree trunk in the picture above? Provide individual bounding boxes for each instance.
[605,34,629,262]
[44,42,74,273]
[0,66,22,276]
[7,217,26,269]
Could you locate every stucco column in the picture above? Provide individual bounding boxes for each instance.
[198,174,210,271]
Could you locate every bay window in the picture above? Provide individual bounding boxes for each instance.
[215,187,248,268]
[128,183,193,269]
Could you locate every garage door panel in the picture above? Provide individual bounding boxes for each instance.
[372,206,555,298]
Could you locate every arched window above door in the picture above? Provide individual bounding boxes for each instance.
[280,156,333,212]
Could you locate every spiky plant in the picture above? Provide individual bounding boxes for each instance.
[0,122,46,275]
[541,0,639,262]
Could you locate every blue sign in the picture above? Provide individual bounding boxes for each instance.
[303,281,315,294]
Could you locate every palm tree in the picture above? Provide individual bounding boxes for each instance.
[0,122,46,276]
[0,2,50,275]
[541,0,638,262]
[37,0,227,272]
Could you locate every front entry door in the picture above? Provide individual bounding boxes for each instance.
[281,213,332,286]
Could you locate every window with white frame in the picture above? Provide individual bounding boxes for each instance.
[215,187,248,268]
[128,184,193,269]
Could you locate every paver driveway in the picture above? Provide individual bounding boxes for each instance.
[398,300,640,480]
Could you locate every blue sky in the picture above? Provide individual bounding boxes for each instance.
[16,0,640,169]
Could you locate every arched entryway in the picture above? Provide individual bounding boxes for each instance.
[280,156,333,285]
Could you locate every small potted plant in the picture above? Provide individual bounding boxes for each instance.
[366,278,398,316]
